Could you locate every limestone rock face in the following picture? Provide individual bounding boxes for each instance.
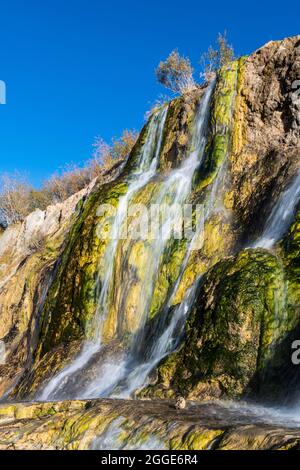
[229,36,300,241]
[141,249,293,399]
[0,182,96,396]
[141,35,300,402]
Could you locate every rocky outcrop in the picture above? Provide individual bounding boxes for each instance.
[228,36,300,241]
[141,249,291,399]
[0,182,96,396]
[139,35,300,402]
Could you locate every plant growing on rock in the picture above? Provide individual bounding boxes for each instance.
[144,95,170,120]
[156,50,196,94]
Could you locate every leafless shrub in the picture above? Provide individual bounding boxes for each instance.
[0,172,31,226]
[92,129,138,171]
[200,32,235,81]
[156,50,196,95]
[42,162,91,204]
[0,130,138,227]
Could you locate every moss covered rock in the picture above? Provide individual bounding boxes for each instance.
[142,249,290,399]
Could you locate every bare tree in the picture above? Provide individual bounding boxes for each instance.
[200,32,235,81]
[0,172,31,225]
[92,129,138,172]
[0,129,138,228]
[156,50,196,94]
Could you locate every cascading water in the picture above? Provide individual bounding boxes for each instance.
[76,81,220,399]
[253,170,300,249]
[107,161,228,399]
[39,83,215,400]
[38,78,234,402]
[39,106,168,400]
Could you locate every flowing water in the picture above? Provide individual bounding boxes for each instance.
[39,83,217,400]
[91,417,166,450]
[30,64,300,443]
[90,400,300,450]
[253,170,300,249]
[39,106,168,400]
[38,76,243,404]
[77,81,217,399]
[242,169,300,424]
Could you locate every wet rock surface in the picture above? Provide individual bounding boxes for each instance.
[0,399,299,450]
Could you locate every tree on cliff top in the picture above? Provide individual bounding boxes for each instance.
[200,32,235,81]
[156,33,234,94]
[156,50,196,94]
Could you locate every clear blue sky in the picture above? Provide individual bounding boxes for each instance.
[0,0,299,187]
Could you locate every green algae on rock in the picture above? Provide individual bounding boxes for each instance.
[0,399,299,450]
[142,249,290,400]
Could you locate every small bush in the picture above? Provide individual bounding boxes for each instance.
[156,50,196,95]
[144,95,170,120]
[42,163,91,204]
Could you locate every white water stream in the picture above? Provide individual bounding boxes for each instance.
[253,170,300,249]
[39,106,168,400]
[39,83,216,400]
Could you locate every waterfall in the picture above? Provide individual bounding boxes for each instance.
[39,106,168,400]
[106,154,227,398]
[77,81,217,398]
[39,83,214,400]
[253,170,300,249]
[38,80,233,401]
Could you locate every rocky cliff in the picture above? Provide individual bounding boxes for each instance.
[0,35,300,450]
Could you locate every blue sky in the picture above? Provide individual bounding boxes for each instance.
[0,0,299,187]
